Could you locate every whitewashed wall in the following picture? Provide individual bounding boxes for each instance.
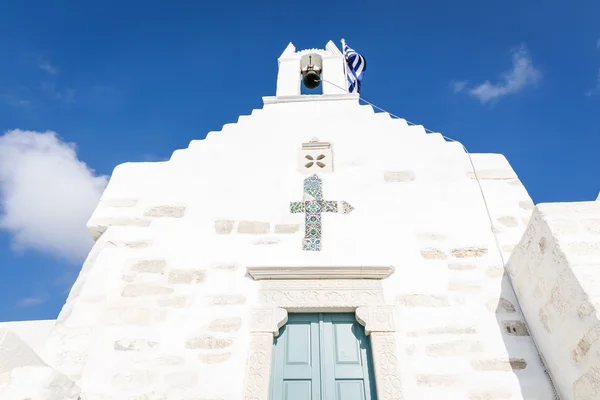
[0,326,80,400]
[507,202,600,400]
[0,320,55,360]
[43,96,556,399]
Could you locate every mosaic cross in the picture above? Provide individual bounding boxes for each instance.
[290,174,354,251]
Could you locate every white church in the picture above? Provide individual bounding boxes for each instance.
[1,40,600,400]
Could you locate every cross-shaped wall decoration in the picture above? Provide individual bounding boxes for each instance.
[290,175,354,251]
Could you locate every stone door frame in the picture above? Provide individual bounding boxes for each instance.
[242,266,403,400]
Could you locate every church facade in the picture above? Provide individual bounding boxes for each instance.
[1,40,600,400]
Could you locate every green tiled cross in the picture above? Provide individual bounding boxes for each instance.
[290,174,354,251]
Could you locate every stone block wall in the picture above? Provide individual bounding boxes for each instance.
[51,98,561,399]
[383,158,555,399]
[0,327,80,400]
[507,202,600,400]
[46,220,255,399]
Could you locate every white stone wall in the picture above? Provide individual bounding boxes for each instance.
[507,202,600,400]
[0,319,55,361]
[0,326,80,400]
[45,97,557,399]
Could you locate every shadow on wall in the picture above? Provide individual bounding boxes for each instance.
[490,271,557,399]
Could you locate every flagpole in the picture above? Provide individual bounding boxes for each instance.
[340,38,349,93]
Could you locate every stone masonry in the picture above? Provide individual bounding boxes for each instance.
[507,202,600,400]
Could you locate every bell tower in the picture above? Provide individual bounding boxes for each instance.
[275,40,348,97]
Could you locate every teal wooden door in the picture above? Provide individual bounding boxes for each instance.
[270,313,377,400]
[270,313,321,399]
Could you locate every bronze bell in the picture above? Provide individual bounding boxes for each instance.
[303,70,321,89]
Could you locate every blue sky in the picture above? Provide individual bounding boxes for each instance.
[0,0,598,322]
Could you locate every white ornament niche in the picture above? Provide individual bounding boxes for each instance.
[298,138,333,174]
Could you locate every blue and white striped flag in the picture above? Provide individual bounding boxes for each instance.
[342,41,366,94]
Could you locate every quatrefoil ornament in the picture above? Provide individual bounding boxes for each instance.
[304,154,326,169]
[299,140,333,174]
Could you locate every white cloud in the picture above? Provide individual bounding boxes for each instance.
[1,95,31,107]
[468,45,542,104]
[38,61,57,75]
[16,295,47,308]
[451,80,468,93]
[0,130,108,263]
[585,69,600,97]
[41,82,76,103]
[585,41,600,96]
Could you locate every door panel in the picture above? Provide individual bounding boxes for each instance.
[331,320,365,377]
[336,381,366,400]
[282,321,313,379]
[322,313,376,400]
[270,313,377,400]
[271,314,321,400]
[283,381,313,400]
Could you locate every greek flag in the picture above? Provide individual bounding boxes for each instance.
[343,41,366,94]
